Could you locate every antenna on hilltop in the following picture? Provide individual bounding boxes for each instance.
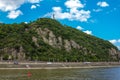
[52,13,55,19]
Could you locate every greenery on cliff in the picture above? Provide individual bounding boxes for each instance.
[0,18,119,62]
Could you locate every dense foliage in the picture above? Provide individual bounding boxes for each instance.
[0,18,119,62]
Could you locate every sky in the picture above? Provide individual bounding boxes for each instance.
[0,0,120,49]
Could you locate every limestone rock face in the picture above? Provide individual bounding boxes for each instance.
[70,40,80,49]
[109,48,117,55]
[37,28,49,43]
[32,36,39,47]
[118,51,120,59]
[0,46,25,60]
[36,28,120,59]
[64,40,72,51]
[57,36,63,49]
[48,31,57,47]
[17,46,25,60]
[36,28,81,51]
[109,48,120,60]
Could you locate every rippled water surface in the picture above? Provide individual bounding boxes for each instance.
[0,67,120,80]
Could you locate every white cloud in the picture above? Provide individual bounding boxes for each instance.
[52,7,62,12]
[31,4,40,9]
[31,5,37,9]
[84,30,92,35]
[28,0,42,3]
[73,10,90,22]
[117,46,120,50]
[0,0,25,12]
[89,19,96,23]
[36,4,40,7]
[46,7,90,22]
[76,26,93,35]
[65,0,84,9]
[0,0,42,19]
[24,22,28,24]
[109,39,120,50]
[54,12,71,19]
[0,0,42,12]
[7,10,23,19]
[44,12,53,18]
[109,40,118,44]
[51,7,71,19]
[118,39,120,43]
[93,9,102,12]
[97,1,109,7]
[109,39,120,44]
[45,0,90,22]
[76,26,84,30]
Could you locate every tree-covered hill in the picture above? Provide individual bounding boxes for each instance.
[0,18,120,62]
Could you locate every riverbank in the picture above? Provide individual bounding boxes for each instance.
[0,62,120,69]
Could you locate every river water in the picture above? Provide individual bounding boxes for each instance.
[32,67,120,80]
[0,67,120,80]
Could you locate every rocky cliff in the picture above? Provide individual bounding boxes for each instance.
[36,28,81,51]
[0,18,119,61]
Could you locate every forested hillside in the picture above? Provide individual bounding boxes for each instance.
[0,18,119,62]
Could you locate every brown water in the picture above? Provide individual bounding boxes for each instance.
[0,67,120,80]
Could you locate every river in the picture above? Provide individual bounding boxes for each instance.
[0,67,120,80]
[37,67,120,80]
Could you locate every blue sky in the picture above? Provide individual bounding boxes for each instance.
[0,0,120,49]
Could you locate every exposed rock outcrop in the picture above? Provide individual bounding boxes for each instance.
[109,48,120,60]
[0,46,25,61]
[64,40,72,51]
[32,36,39,47]
[36,28,81,51]
[48,30,57,47]
[57,36,63,49]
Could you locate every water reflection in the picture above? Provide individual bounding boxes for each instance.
[40,67,120,80]
[0,67,120,80]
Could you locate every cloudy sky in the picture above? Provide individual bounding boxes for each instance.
[0,0,120,49]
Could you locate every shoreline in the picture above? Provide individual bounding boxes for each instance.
[0,62,120,69]
[0,65,120,70]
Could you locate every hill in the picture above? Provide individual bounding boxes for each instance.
[0,18,120,62]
